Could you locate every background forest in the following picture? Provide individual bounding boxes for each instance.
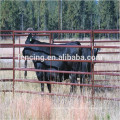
[0,0,119,32]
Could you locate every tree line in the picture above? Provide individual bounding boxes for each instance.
[0,0,119,33]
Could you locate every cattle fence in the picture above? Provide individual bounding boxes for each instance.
[0,30,120,103]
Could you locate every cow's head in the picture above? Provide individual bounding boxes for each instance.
[25,33,35,44]
[22,33,36,57]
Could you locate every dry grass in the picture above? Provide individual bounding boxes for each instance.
[70,98,89,120]
[0,37,120,119]
[0,92,119,120]
[29,96,52,119]
[0,93,94,120]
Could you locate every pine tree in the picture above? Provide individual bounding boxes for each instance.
[0,1,13,30]
[0,0,119,32]
[34,1,41,30]
[40,1,49,31]
[84,1,96,30]
[18,1,28,30]
[26,1,35,29]
[47,1,58,30]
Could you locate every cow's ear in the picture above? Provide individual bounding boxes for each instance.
[28,33,32,38]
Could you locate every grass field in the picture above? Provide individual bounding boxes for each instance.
[0,36,120,120]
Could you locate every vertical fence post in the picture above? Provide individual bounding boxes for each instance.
[51,33,53,44]
[50,33,52,92]
[49,33,52,44]
[91,30,95,104]
[13,31,15,97]
[19,36,21,79]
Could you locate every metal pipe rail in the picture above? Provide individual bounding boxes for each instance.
[0,79,13,82]
[93,79,120,82]
[15,68,120,76]
[1,29,119,34]
[1,43,119,49]
[98,52,120,54]
[1,78,120,82]
[0,34,50,36]
[15,44,120,49]
[13,79,120,89]
[54,40,120,43]
[0,90,120,102]
[14,44,92,48]
[14,30,92,33]
[0,68,13,70]
[0,56,119,64]
[0,44,13,48]
[0,30,13,32]
[94,30,120,33]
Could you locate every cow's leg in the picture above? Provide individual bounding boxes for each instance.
[59,73,63,82]
[36,72,45,92]
[80,74,83,92]
[70,62,79,93]
[41,83,44,92]
[88,63,91,84]
[70,74,77,93]
[80,74,86,93]
[41,72,47,92]
[88,74,91,84]
[80,63,87,93]
[47,84,51,93]
[46,73,51,93]
[46,73,56,93]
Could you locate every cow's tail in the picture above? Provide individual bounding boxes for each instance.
[24,60,27,78]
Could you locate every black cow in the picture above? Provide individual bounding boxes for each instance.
[80,47,99,91]
[22,33,81,93]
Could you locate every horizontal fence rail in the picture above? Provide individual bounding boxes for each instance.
[0,90,120,101]
[15,68,120,76]
[54,40,120,43]
[13,30,92,33]
[12,79,120,89]
[1,44,120,49]
[0,34,50,36]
